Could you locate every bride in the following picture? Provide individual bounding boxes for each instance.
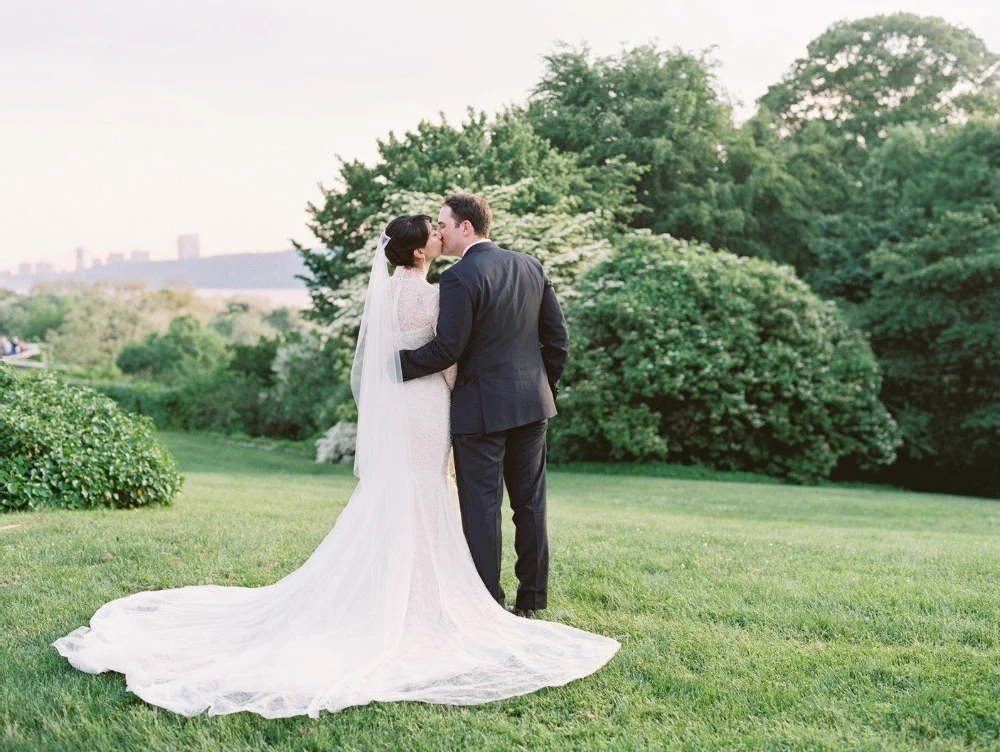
[53,215,620,718]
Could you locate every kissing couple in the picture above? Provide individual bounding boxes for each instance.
[54,193,620,718]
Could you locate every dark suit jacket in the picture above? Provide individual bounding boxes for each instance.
[400,241,569,435]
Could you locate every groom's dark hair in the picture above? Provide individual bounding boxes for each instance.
[383,214,432,267]
[444,193,491,238]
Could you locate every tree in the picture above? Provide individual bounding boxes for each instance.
[43,282,164,371]
[312,181,616,333]
[0,288,70,341]
[855,118,1000,496]
[718,116,816,271]
[299,108,637,322]
[552,232,901,483]
[804,122,934,301]
[526,45,739,236]
[524,44,820,272]
[209,301,289,345]
[270,331,356,437]
[759,13,1000,145]
[117,315,229,383]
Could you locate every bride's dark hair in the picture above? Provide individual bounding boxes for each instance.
[384,214,432,267]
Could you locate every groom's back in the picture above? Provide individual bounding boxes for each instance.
[447,243,565,434]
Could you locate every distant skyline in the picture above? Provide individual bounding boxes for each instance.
[1,0,997,273]
[1,243,212,277]
[1,249,309,296]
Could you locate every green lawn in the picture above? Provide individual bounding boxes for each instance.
[2,431,999,751]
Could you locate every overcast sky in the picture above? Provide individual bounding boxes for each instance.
[1,0,997,272]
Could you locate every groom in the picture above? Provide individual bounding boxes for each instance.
[399,193,569,618]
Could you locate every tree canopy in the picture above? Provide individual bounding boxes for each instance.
[300,109,637,322]
[525,45,741,238]
[759,13,1000,144]
[855,118,1000,495]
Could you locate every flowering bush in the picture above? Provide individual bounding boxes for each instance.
[551,232,901,483]
[315,422,358,465]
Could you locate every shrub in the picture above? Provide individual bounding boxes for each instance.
[82,332,357,443]
[271,332,357,438]
[551,232,901,483]
[175,370,283,437]
[86,371,285,437]
[82,379,188,430]
[117,314,229,382]
[0,366,183,511]
[315,422,357,464]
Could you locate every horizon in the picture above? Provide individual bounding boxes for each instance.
[2,0,997,274]
[0,246,309,288]
[0,243,302,278]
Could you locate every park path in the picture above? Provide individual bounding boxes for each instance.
[1,343,44,368]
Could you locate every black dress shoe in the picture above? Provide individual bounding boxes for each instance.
[512,607,535,619]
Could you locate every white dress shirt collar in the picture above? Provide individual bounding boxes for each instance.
[460,239,490,257]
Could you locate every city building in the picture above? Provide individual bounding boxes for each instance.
[107,252,126,265]
[18,263,31,276]
[130,250,151,263]
[35,262,55,276]
[76,247,85,271]
[178,234,200,260]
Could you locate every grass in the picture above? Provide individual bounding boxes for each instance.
[2,431,999,751]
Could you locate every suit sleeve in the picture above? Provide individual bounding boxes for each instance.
[399,270,472,381]
[538,277,569,389]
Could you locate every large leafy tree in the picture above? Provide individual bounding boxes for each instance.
[751,14,1000,290]
[43,282,176,371]
[299,109,637,323]
[806,122,933,301]
[759,13,1000,145]
[116,315,230,383]
[721,115,817,272]
[855,118,1000,496]
[320,181,616,333]
[524,44,819,272]
[0,289,70,341]
[525,45,739,236]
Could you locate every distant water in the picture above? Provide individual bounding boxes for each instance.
[194,288,312,309]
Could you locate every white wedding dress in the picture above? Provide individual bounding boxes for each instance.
[53,259,620,718]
